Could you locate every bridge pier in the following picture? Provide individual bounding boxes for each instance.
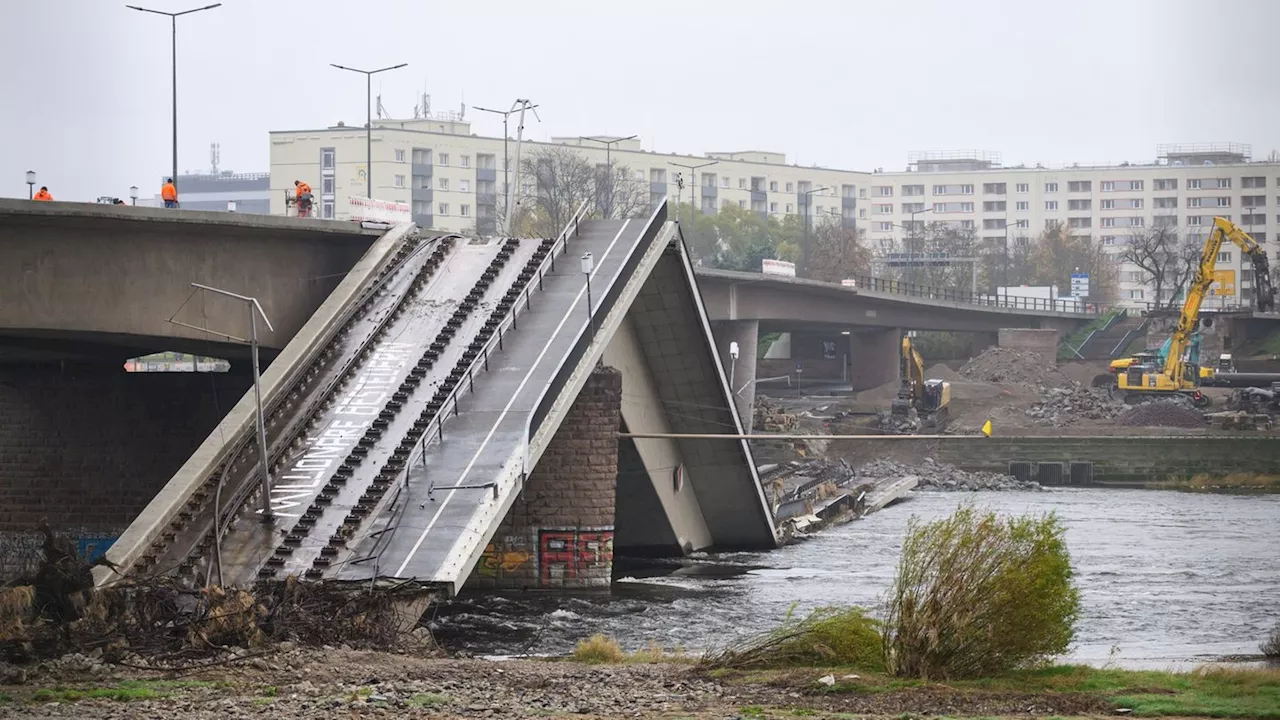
[469,367,623,590]
[849,327,901,391]
[711,320,758,429]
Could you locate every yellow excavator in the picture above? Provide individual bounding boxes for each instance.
[1116,217,1276,404]
[891,336,951,428]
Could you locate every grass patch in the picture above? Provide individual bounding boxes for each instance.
[703,606,883,671]
[572,634,626,664]
[31,685,165,702]
[1153,473,1280,492]
[409,692,451,707]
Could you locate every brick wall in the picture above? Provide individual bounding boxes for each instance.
[998,328,1059,363]
[471,366,622,590]
[0,363,248,580]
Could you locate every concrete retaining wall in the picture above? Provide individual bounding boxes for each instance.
[998,328,1059,363]
[838,435,1280,485]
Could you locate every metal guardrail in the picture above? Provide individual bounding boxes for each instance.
[843,274,1098,314]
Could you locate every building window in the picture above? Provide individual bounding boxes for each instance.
[1154,178,1177,191]
[859,208,866,218]
[1128,289,1145,300]
[438,203,449,215]
[1154,197,1177,209]
[1187,197,1203,208]
[859,188,867,198]
[1242,176,1265,189]
[461,155,470,168]
[1069,199,1092,211]
[1045,182,1058,193]
[769,202,778,213]
[902,184,924,196]
[769,181,778,192]
[983,182,1006,195]
[874,203,892,214]
[932,184,973,195]
[785,203,793,213]
[1068,181,1091,192]
[460,179,470,192]
[739,178,747,189]
[1243,213,1266,225]
[461,204,471,217]
[1243,195,1266,207]
[983,201,1007,212]
[842,184,857,198]
[1016,183,1029,193]
[933,202,974,213]
[1045,200,1058,210]
[394,149,406,163]
[1016,201,1029,211]
[902,202,925,214]
[1101,235,1117,245]
[1187,216,1204,226]
[1218,251,1232,263]
[394,174,405,188]
[1188,179,1202,190]
[783,182,792,192]
[738,199,746,208]
[874,185,893,197]
[321,148,335,169]
[413,148,432,165]
[322,177,335,195]
[439,178,449,191]
[1069,217,1092,229]
[876,221,893,231]
[438,153,449,166]
[1215,197,1232,207]
[322,200,334,219]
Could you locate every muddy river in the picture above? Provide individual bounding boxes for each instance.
[432,489,1280,667]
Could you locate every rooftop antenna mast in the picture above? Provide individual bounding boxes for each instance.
[210,142,220,174]
[376,93,389,120]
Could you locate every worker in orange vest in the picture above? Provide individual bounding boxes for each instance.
[294,180,313,217]
[32,186,53,201]
[161,178,178,208]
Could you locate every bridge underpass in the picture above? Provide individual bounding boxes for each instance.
[91,200,774,599]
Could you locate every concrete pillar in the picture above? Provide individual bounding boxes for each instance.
[849,328,901,391]
[711,320,758,431]
[470,366,622,590]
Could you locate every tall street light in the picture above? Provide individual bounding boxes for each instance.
[907,206,934,285]
[1002,217,1024,297]
[669,160,718,225]
[798,185,829,278]
[127,3,222,198]
[25,171,35,199]
[476,101,541,232]
[581,135,638,218]
[331,62,408,198]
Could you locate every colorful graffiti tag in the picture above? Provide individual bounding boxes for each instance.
[476,535,534,579]
[538,528,614,584]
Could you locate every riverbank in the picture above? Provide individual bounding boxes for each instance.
[1,647,1277,718]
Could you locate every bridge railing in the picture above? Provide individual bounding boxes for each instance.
[844,274,1099,314]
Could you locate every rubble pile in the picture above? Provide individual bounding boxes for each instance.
[960,347,1072,388]
[753,396,799,432]
[1025,384,1124,426]
[855,457,1041,491]
[1115,397,1207,428]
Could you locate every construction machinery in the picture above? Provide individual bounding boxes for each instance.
[1116,217,1277,404]
[891,336,951,428]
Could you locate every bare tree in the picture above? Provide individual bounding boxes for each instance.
[517,146,654,237]
[805,216,871,283]
[1118,225,1200,309]
[876,221,980,293]
[595,163,650,220]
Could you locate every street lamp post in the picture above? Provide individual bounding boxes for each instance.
[129,185,139,205]
[582,135,639,219]
[476,101,541,233]
[581,252,595,342]
[669,159,718,226]
[907,206,933,285]
[25,171,35,200]
[127,3,222,200]
[1002,217,1023,300]
[799,186,830,278]
[331,62,408,199]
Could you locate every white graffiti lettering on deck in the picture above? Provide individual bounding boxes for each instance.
[265,342,416,515]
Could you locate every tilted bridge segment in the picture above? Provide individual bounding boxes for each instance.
[95,200,776,597]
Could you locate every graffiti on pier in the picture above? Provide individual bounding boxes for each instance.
[476,535,533,579]
[538,528,613,585]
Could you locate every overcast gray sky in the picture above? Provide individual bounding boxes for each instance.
[2,0,1277,201]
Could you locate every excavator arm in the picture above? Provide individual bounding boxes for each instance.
[1163,218,1275,382]
[892,336,926,415]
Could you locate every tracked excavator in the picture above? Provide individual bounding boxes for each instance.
[890,336,951,429]
[1115,217,1276,404]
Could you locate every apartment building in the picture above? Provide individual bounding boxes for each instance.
[860,145,1279,307]
[268,115,864,236]
[268,118,1278,308]
[141,171,271,212]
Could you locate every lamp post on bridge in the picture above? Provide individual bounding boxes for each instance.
[330,62,408,199]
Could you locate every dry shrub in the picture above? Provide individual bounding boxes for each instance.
[884,504,1080,679]
[1262,622,1280,658]
[701,606,884,671]
[572,634,625,664]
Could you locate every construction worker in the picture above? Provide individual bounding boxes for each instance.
[294,180,313,217]
[161,178,178,208]
[32,186,53,201]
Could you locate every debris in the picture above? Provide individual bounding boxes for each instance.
[1024,384,1124,426]
[818,673,836,686]
[960,347,1073,388]
[855,458,1040,492]
[754,396,799,432]
[1114,397,1207,428]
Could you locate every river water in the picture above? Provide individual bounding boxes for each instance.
[431,489,1280,667]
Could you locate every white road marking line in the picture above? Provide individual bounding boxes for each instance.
[394,221,633,577]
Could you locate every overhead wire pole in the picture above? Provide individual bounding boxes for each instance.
[669,159,718,229]
[798,185,829,278]
[180,284,276,520]
[476,100,540,234]
[330,62,409,198]
[581,135,638,219]
[126,3,222,199]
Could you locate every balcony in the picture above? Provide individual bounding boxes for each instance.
[412,163,433,177]
[476,168,497,182]
[476,192,497,206]
[702,184,717,198]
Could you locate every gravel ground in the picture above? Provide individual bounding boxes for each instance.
[0,648,1112,719]
[855,458,1040,491]
[1115,397,1207,428]
[959,347,1074,388]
